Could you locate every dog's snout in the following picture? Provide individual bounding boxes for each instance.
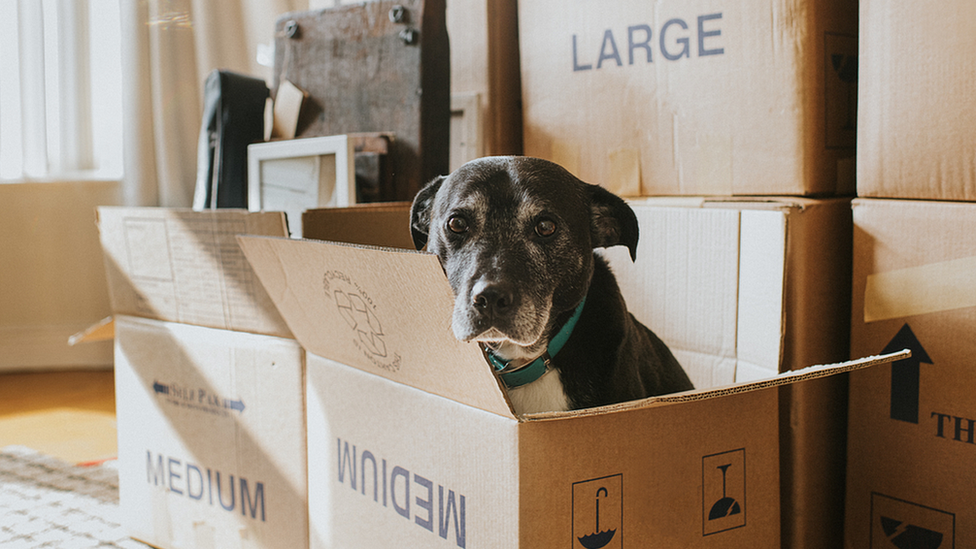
[472,282,517,318]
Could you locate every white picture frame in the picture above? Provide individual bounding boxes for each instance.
[247,135,356,237]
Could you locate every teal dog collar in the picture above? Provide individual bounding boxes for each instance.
[483,296,586,388]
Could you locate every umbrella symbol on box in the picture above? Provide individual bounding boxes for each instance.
[708,464,741,520]
[577,487,616,549]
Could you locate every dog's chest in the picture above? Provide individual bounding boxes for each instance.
[507,369,571,415]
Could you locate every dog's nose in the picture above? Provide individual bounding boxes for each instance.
[472,283,516,318]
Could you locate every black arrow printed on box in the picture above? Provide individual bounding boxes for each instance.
[882,324,933,424]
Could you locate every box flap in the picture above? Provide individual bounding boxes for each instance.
[603,203,787,388]
[237,235,514,418]
[97,207,292,337]
[302,202,414,249]
[522,350,910,421]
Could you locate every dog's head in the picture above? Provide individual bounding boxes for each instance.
[410,156,638,354]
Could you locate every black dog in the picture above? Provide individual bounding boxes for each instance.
[410,156,693,415]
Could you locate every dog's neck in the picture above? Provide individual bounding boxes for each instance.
[482,296,586,389]
[485,340,545,367]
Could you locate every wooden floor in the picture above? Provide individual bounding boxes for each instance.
[0,370,117,465]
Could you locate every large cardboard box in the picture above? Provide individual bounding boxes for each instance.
[847,199,976,548]
[239,197,876,548]
[518,0,858,197]
[97,208,308,549]
[856,1,976,201]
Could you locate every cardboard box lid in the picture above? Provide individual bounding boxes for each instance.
[97,207,292,338]
[239,230,908,420]
[238,234,513,417]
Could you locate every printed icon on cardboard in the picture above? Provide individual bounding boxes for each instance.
[881,323,933,424]
[573,474,622,549]
[825,32,858,149]
[323,269,402,372]
[703,449,746,535]
[870,493,954,549]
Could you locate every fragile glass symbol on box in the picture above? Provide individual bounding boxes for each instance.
[708,464,741,520]
[703,449,746,536]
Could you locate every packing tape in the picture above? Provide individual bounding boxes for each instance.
[864,255,976,322]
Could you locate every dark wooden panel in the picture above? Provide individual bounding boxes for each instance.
[273,0,449,202]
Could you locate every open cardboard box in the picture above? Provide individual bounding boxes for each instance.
[96,207,309,549]
[238,200,906,548]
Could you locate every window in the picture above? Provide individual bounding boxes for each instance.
[0,0,123,182]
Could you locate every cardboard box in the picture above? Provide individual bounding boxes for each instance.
[240,197,878,548]
[97,207,308,549]
[856,1,976,201]
[847,199,976,548]
[447,0,522,165]
[518,0,858,197]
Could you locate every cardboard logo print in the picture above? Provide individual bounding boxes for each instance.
[702,449,746,536]
[335,288,387,357]
[324,269,402,372]
[151,380,245,417]
[573,475,622,549]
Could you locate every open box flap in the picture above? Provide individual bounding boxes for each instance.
[237,235,515,418]
[521,350,911,421]
[97,207,292,337]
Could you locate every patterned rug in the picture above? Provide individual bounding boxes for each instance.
[0,446,150,549]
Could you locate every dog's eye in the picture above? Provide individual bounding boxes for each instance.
[447,215,469,234]
[535,219,557,237]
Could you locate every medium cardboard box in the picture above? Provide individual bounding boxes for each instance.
[97,207,308,549]
[239,197,879,548]
[518,0,858,197]
[847,199,976,548]
[856,1,976,201]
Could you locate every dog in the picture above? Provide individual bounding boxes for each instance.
[409,156,693,415]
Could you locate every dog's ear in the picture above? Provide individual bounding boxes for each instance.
[409,176,445,250]
[587,184,640,261]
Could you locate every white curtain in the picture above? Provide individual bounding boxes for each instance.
[119,0,304,207]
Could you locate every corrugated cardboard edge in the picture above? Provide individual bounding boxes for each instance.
[521,350,909,422]
[67,316,115,346]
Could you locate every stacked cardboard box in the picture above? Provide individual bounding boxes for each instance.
[97,208,309,549]
[518,0,857,198]
[517,1,860,547]
[845,1,976,547]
